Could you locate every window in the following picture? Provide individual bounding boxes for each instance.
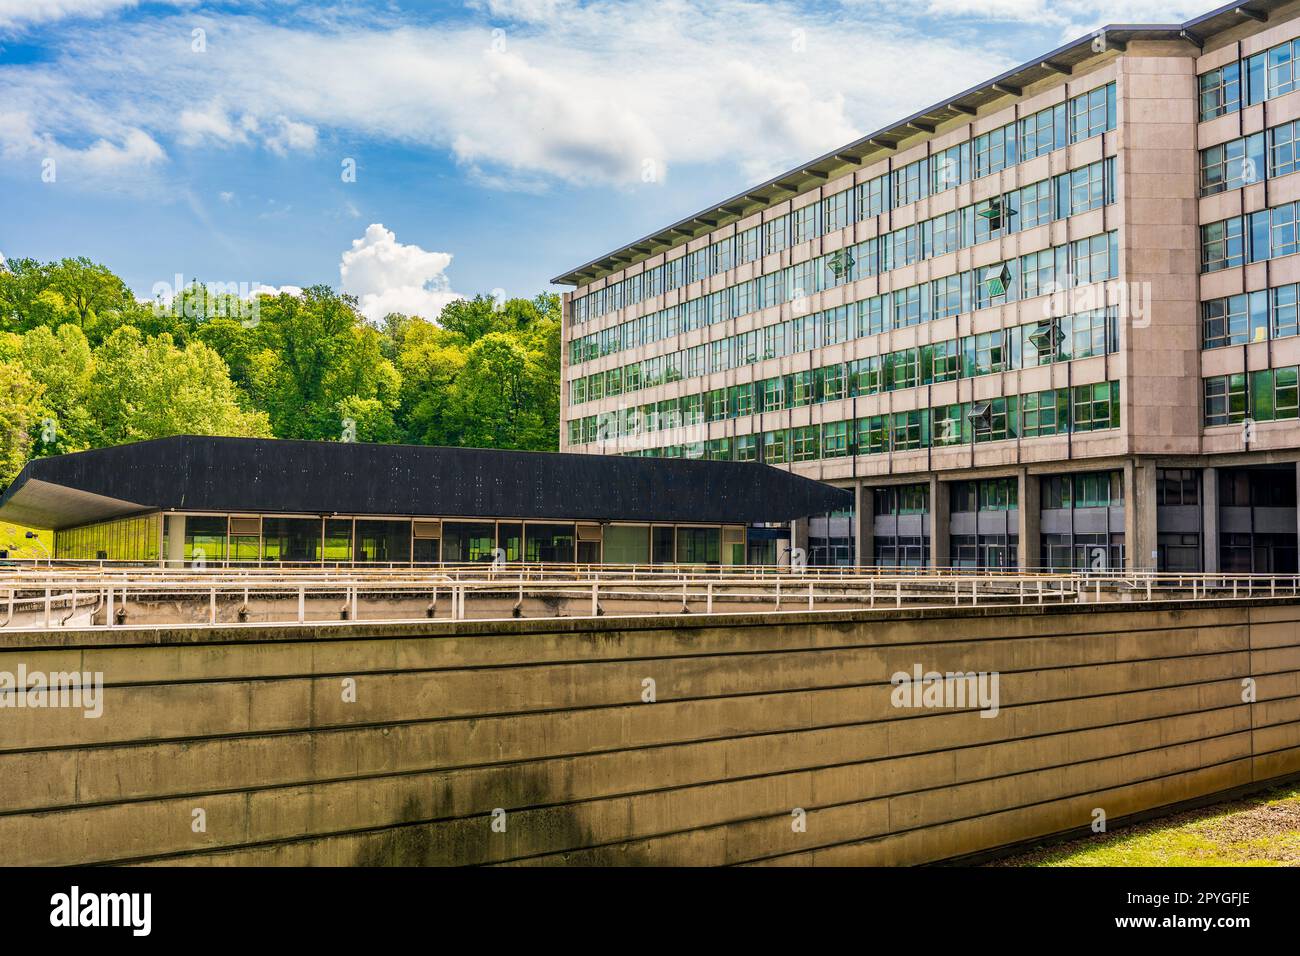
[1202,292,1268,349]
[1269,40,1299,98]
[1019,104,1064,160]
[1063,159,1112,213]
[1156,469,1200,507]
[1072,381,1119,432]
[892,158,928,207]
[822,421,848,458]
[975,124,1015,179]
[1018,179,1054,229]
[931,143,969,193]
[821,190,852,234]
[1201,217,1246,272]
[1199,62,1241,121]
[1270,120,1300,179]
[856,175,888,218]
[1021,389,1065,438]
[1069,83,1115,142]
[1274,284,1300,339]
[763,429,788,464]
[1204,373,1248,426]
[791,425,820,462]
[856,416,889,455]
[891,411,927,450]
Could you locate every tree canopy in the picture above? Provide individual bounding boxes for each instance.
[0,257,562,487]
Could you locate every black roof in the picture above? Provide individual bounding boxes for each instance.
[0,436,852,530]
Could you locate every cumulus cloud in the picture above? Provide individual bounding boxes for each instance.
[339,223,463,323]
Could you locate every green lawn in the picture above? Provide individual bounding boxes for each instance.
[993,783,1300,866]
[0,523,52,559]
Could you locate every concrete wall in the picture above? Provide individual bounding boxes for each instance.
[2,600,1299,866]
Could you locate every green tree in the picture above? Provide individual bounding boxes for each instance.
[45,257,131,331]
[0,361,44,485]
[17,324,95,455]
[86,327,271,445]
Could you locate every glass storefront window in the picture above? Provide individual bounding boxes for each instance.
[443,522,496,562]
[262,517,322,563]
[323,519,353,562]
[676,527,721,565]
[186,516,227,564]
[355,520,411,563]
[497,523,523,562]
[525,523,575,563]
[604,525,649,564]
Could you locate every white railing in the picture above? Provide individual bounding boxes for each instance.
[1,566,1297,631]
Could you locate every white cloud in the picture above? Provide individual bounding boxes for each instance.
[0,0,1211,193]
[0,2,1011,190]
[249,283,303,298]
[0,0,182,30]
[0,109,166,185]
[264,116,318,156]
[339,223,463,323]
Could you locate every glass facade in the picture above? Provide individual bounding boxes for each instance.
[55,513,162,563]
[53,513,750,566]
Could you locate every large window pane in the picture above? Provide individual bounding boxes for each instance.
[525,523,575,563]
[355,519,411,563]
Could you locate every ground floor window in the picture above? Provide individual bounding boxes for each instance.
[1041,532,1124,571]
[951,534,1018,569]
[1158,532,1201,572]
[874,535,928,568]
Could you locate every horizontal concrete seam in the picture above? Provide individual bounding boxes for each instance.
[6,699,1290,822]
[5,659,1296,758]
[0,625,1272,690]
[97,741,1275,868]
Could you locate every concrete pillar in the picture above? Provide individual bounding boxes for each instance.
[854,483,874,568]
[1127,459,1159,571]
[929,474,950,570]
[791,518,810,565]
[1017,468,1041,571]
[1202,467,1219,573]
[166,514,186,569]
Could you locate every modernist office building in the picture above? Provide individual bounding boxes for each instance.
[555,0,1300,573]
[0,436,849,566]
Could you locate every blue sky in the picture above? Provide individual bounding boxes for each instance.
[0,0,1205,320]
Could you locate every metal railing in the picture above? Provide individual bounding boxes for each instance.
[1,565,1298,631]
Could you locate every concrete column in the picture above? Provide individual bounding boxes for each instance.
[791,518,810,565]
[1202,467,1219,573]
[929,475,950,570]
[166,514,186,569]
[1127,459,1159,571]
[854,483,874,568]
[1017,468,1041,571]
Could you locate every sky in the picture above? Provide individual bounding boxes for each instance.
[0,0,1209,321]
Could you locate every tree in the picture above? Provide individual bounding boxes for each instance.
[45,257,130,331]
[17,324,95,455]
[86,327,271,445]
[246,286,399,440]
[0,362,44,486]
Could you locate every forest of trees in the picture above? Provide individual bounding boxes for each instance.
[0,256,562,488]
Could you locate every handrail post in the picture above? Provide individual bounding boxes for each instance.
[298,586,305,623]
[106,587,114,627]
[706,582,713,614]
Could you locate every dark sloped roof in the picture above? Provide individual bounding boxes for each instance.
[0,436,852,530]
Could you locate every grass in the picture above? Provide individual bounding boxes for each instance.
[992,783,1300,866]
[0,523,52,560]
